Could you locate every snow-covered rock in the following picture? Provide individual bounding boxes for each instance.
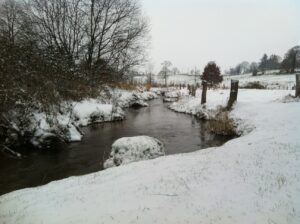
[103,136,165,169]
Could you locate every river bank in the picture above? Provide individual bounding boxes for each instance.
[0,97,232,195]
[1,89,299,223]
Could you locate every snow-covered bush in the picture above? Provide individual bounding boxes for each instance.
[103,136,165,169]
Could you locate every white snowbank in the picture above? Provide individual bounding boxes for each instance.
[164,88,190,98]
[1,89,299,224]
[103,136,165,169]
[27,89,158,147]
[30,112,82,147]
[73,100,123,126]
[114,89,158,108]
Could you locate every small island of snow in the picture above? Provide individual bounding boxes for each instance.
[103,136,165,169]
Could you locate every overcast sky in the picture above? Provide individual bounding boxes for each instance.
[141,0,300,73]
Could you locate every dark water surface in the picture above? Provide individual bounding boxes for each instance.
[0,99,232,195]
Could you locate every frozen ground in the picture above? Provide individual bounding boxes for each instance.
[103,136,165,169]
[0,89,299,223]
[223,73,296,90]
[134,73,297,90]
[133,74,201,86]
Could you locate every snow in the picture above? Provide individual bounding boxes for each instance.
[113,89,158,108]
[223,73,296,90]
[134,74,201,86]
[66,125,82,142]
[0,89,299,224]
[103,136,165,169]
[135,73,297,91]
[163,88,190,102]
[169,89,295,122]
[24,89,158,147]
[73,100,118,126]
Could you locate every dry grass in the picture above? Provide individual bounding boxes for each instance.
[207,110,237,136]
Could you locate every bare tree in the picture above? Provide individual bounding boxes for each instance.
[146,62,154,87]
[25,0,148,80]
[26,0,86,59]
[160,60,172,87]
[0,0,23,44]
[84,0,148,77]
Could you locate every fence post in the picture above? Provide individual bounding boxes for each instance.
[227,80,239,109]
[201,81,207,104]
[191,85,195,96]
[296,74,300,97]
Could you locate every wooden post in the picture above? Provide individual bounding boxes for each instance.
[227,80,239,109]
[201,81,207,104]
[191,85,195,96]
[296,74,300,97]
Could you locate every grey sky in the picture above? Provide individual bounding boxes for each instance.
[141,0,300,73]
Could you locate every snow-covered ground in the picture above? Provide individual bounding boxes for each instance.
[134,72,298,90]
[133,74,201,86]
[223,73,296,90]
[1,89,299,224]
[103,136,165,169]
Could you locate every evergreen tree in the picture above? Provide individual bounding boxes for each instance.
[267,55,281,70]
[201,62,223,86]
[259,54,268,74]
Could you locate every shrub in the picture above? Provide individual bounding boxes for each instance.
[242,81,266,89]
[207,111,237,136]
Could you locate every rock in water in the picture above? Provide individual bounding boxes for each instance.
[103,136,165,169]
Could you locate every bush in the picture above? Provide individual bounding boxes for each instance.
[207,111,237,136]
[242,81,266,89]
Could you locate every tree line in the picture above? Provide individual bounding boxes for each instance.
[227,46,300,76]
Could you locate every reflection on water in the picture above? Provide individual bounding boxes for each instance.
[0,98,233,195]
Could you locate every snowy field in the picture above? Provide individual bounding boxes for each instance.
[223,73,296,90]
[0,89,299,224]
[134,73,298,90]
[133,74,201,86]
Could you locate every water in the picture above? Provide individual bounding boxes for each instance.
[0,98,233,195]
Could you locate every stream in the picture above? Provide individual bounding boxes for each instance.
[0,98,233,195]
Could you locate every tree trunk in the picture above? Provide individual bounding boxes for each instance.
[201,81,207,104]
[227,80,239,110]
[296,74,300,97]
[291,53,296,74]
[191,85,195,96]
[165,72,167,87]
